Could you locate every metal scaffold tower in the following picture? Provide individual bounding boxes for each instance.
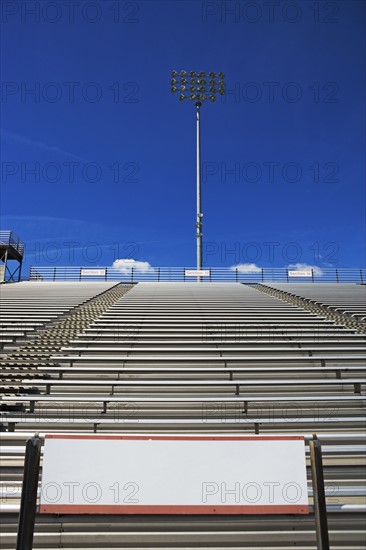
[0,231,24,282]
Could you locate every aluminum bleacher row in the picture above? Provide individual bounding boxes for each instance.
[0,281,365,549]
[262,283,366,321]
[0,281,119,351]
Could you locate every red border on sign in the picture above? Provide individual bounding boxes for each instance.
[40,504,309,515]
[45,434,304,441]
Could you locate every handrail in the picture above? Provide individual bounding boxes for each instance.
[28,266,366,283]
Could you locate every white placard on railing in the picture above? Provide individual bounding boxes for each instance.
[40,435,308,515]
[80,269,106,276]
[288,270,312,277]
[185,269,211,277]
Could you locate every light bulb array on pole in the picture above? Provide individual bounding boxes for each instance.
[171,70,225,271]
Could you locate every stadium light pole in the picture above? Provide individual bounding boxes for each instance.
[171,70,225,271]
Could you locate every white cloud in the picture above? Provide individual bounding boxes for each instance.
[112,259,154,273]
[287,263,323,276]
[230,263,262,274]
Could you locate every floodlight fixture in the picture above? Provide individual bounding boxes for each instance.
[170,70,226,272]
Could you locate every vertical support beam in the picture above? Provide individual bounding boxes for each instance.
[18,259,23,282]
[3,248,8,282]
[16,436,42,550]
[309,436,330,550]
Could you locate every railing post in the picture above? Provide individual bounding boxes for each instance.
[79,268,82,281]
[131,267,134,283]
[105,268,108,281]
[309,436,330,550]
[311,269,314,283]
[183,268,186,282]
[335,269,339,283]
[235,268,238,283]
[157,267,160,282]
[286,269,289,283]
[53,267,56,281]
[261,268,264,282]
[16,436,42,550]
[29,266,33,280]
[360,270,364,284]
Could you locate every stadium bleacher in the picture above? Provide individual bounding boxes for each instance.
[262,283,366,321]
[0,281,365,548]
[0,281,122,351]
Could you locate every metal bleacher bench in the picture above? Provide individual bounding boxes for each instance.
[35,364,366,378]
[1,416,366,434]
[2,394,365,414]
[49,353,366,366]
[18,376,366,395]
[57,345,366,352]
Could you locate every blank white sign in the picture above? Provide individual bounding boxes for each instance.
[40,435,308,514]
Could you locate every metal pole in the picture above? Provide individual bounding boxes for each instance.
[196,101,202,272]
[16,436,42,550]
[309,436,330,550]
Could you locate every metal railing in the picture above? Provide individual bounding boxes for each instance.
[0,231,25,256]
[28,266,366,283]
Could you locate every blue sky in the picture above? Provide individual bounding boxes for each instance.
[1,0,365,273]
